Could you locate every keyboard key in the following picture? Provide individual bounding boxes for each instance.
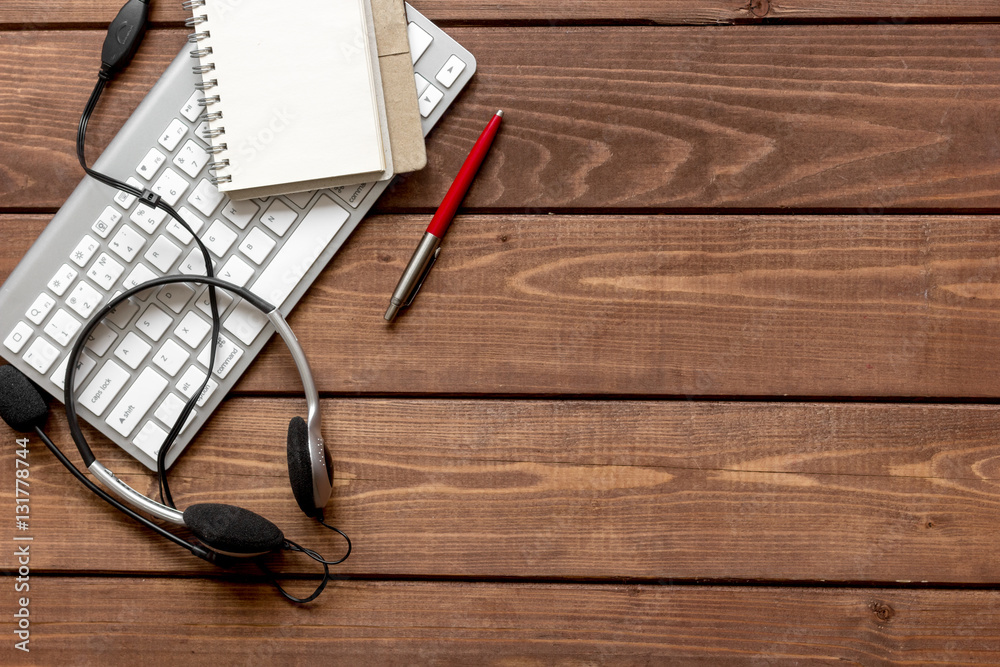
[43,308,81,347]
[114,177,144,209]
[156,284,195,314]
[195,121,211,144]
[48,264,78,296]
[435,55,467,88]
[154,393,196,431]
[122,263,158,290]
[238,228,276,265]
[418,83,444,117]
[158,118,187,152]
[70,235,101,267]
[196,377,219,407]
[152,168,189,207]
[177,206,206,235]
[181,90,203,122]
[152,339,190,377]
[22,337,60,374]
[408,21,433,63]
[136,147,167,181]
[87,253,125,291]
[223,300,269,346]
[133,421,168,458]
[195,286,234,316]
[330,181,374,209]
[114,332,152,369]
[109,224,146,262]
[219,255,254,287]
[286,191,314,208]
[202,220,238,257]
[85,321,118,356]
[4,322,33,354]
[50,350,97,392]
[92,206,123,239]
[413,73,430,97]
[179,248,211,275]
[107,367,169,437]
[80,360,130,416]
[106,293,139,329]
[145,235,183,273]
[166,218,194,245]
[198,333,244,379]
[130,204,168,234]
[65,281,103,319]
[260,199,298,236]
[137,304,173,342]
[173,140,210,178]
[250,194,348,307]
[25,293,56,325]
[175,311,211,348]
[176,365,207,399]
[221,199,259,229]
[187,179,225,217]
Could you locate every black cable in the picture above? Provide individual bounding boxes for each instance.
[75,70,222,511]
[256,539,332,603]
[34,425,217,563]
[315,513,352,565]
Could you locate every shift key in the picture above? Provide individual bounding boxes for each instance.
[226,195,348,347]
[106,367,169,437]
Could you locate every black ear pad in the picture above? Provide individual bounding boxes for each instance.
[183,503,284,556]
[287,416,324,517]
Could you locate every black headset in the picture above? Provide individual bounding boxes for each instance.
[0,0,350,602]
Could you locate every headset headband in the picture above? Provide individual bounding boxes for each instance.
[62,275,331,525]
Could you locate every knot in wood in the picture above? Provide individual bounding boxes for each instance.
[870,600,895,623]
[749,0,770,17]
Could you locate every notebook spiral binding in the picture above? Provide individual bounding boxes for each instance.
[187,2,231,185]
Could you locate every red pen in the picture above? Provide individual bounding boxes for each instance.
[384,109,504,322]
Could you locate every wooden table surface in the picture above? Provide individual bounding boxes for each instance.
[2,1,1000,663]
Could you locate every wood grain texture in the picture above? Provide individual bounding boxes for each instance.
[7,579,1000,664]
[3,398,1000,582]
[1,0,998,26]
[6,213,1000,398]
[1,26,998,211]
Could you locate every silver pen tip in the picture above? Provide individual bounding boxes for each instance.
[384,302,400,322]
[496,110,504,118]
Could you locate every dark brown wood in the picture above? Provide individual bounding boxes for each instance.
[1,0,997,26]
[4,398,1000,582]
[12,579,1000,664]
[6,213,1000,398]
[2,26,999,211]
[2,5,999,660]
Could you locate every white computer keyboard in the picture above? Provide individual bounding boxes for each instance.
[0,5,475,470]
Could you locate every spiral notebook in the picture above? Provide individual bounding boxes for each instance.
[188,0,393,200]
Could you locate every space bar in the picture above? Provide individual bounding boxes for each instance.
[223,194,349,345]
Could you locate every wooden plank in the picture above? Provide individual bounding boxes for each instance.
[4,398,1000,582]
[2,26,999,211]
[1,0,997,26]
[12,579,1000,663]
[5,213,1000,398]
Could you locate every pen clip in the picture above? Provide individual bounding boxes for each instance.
[404,246,441,308]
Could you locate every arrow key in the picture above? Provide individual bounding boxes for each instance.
[417,82,444,118]
[435,55,466,88]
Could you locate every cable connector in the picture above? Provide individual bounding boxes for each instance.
[100,0,151,79]
[139,188,161,208]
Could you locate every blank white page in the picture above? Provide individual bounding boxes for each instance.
[199,0,386,193]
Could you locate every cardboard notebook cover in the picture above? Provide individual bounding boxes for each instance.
[372,0,427,174]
